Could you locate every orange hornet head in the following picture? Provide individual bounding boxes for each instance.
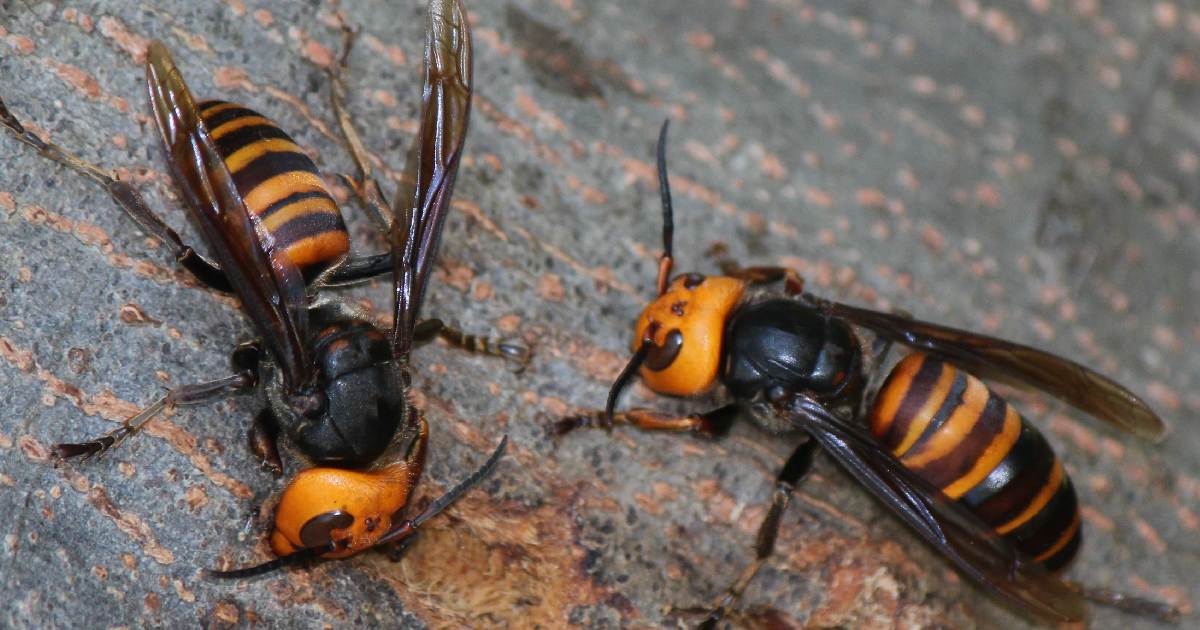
[270,464,420,559]
[633,273,746,396]
[209,435,510,579]
[603,120,747,419]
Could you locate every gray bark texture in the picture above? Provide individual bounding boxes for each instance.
[1,0,1198,628]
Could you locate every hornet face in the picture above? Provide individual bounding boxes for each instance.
[631,273,745,397]
[270,460,421,559]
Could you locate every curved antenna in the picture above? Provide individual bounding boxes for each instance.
[609,123,673,420]
[655,119,675,296]
[376,435,509,546]
[206,542,333,580]
[207,435,508,580]
[605,341,650,424]
[415,435,507,528]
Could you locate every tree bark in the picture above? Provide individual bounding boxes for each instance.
[1,1,1196,628]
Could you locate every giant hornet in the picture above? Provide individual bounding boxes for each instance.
[0,0,524,575]
[554,122,1180,626]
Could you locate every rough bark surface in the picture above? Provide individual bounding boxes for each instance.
[1,1,1197,628]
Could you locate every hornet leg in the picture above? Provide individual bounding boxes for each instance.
[323,251,391,286]
[412,318,531,368]
[326,26,393,230]
[55,371,255,462]
[248,409,283,477]
[706,244,804,296]
[0,97,232,292]
[696,438,818,629]
[231,342,283,475]
[551,404,740,438]
[1067,582,1180,623]
[318,27,397,288]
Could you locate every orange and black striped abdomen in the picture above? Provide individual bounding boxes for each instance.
[868,353,1081,571]
[198,100,349,282]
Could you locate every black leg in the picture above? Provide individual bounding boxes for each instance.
[552,404,740,438]
[324,252,392,286]
[230,341,264,374]
[231,341,282,474]
[705,244,804,296]
[326,26,394,230]
[313,26,396,290]
[411,318,530,367]
[1068,582,1180,622]
[54,371,255,461]
[248,409,283,476]
[0,97,233,293]
[697,438,818,629]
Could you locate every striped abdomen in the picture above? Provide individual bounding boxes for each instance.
[198,100,349,282]
[868,353,1081,571]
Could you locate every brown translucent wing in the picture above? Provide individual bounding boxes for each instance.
[830,301,1165,440]
[783,395,1087,623]
[145,42,310,387]
[391,0,473,360]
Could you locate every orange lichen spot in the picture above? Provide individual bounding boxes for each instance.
[6,35,35,55]
[45,60,101,98]
[98,16,150,62]
[634,274,745,396]
[271,463,418,558]
[213,66,255,92]
[253,9,274,28]
[301,39,334,68]
[538,273,565,301]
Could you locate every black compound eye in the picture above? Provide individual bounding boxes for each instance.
[645,329,684,371]
[299,511,354,548]
[682,273,706,289]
